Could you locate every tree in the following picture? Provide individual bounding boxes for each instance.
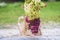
[41,0,48,1]
[0,0,24,2]
[48,0,56,2]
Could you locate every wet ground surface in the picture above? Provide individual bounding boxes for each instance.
[0,21,60,40]
[0,28,60,40]
[0,36,60,40]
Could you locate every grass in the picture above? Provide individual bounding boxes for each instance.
[0,2,24,24]
[40,2,60,22]
[0,2,60,24]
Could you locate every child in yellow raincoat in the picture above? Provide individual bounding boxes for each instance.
[24,0,46,36]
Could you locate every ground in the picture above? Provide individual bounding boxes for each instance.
[0,21,60,40]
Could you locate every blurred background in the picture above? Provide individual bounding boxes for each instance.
[0,0,60,28]
[0,0,60,39]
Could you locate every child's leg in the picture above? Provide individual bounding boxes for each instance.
[22,16,30,36]
[18,16,28,36]
[22,23,27,36]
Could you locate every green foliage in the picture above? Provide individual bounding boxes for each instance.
[56,0,60,1]
[42,0,48,1]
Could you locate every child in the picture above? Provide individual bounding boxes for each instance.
[24,0,46,36]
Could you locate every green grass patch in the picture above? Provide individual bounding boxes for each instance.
[40,2,60,22]
[0,2,60,24]
[0,2,24,24]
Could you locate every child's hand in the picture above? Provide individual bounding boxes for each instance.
[40,2,47,8]
[44,2,47,7]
